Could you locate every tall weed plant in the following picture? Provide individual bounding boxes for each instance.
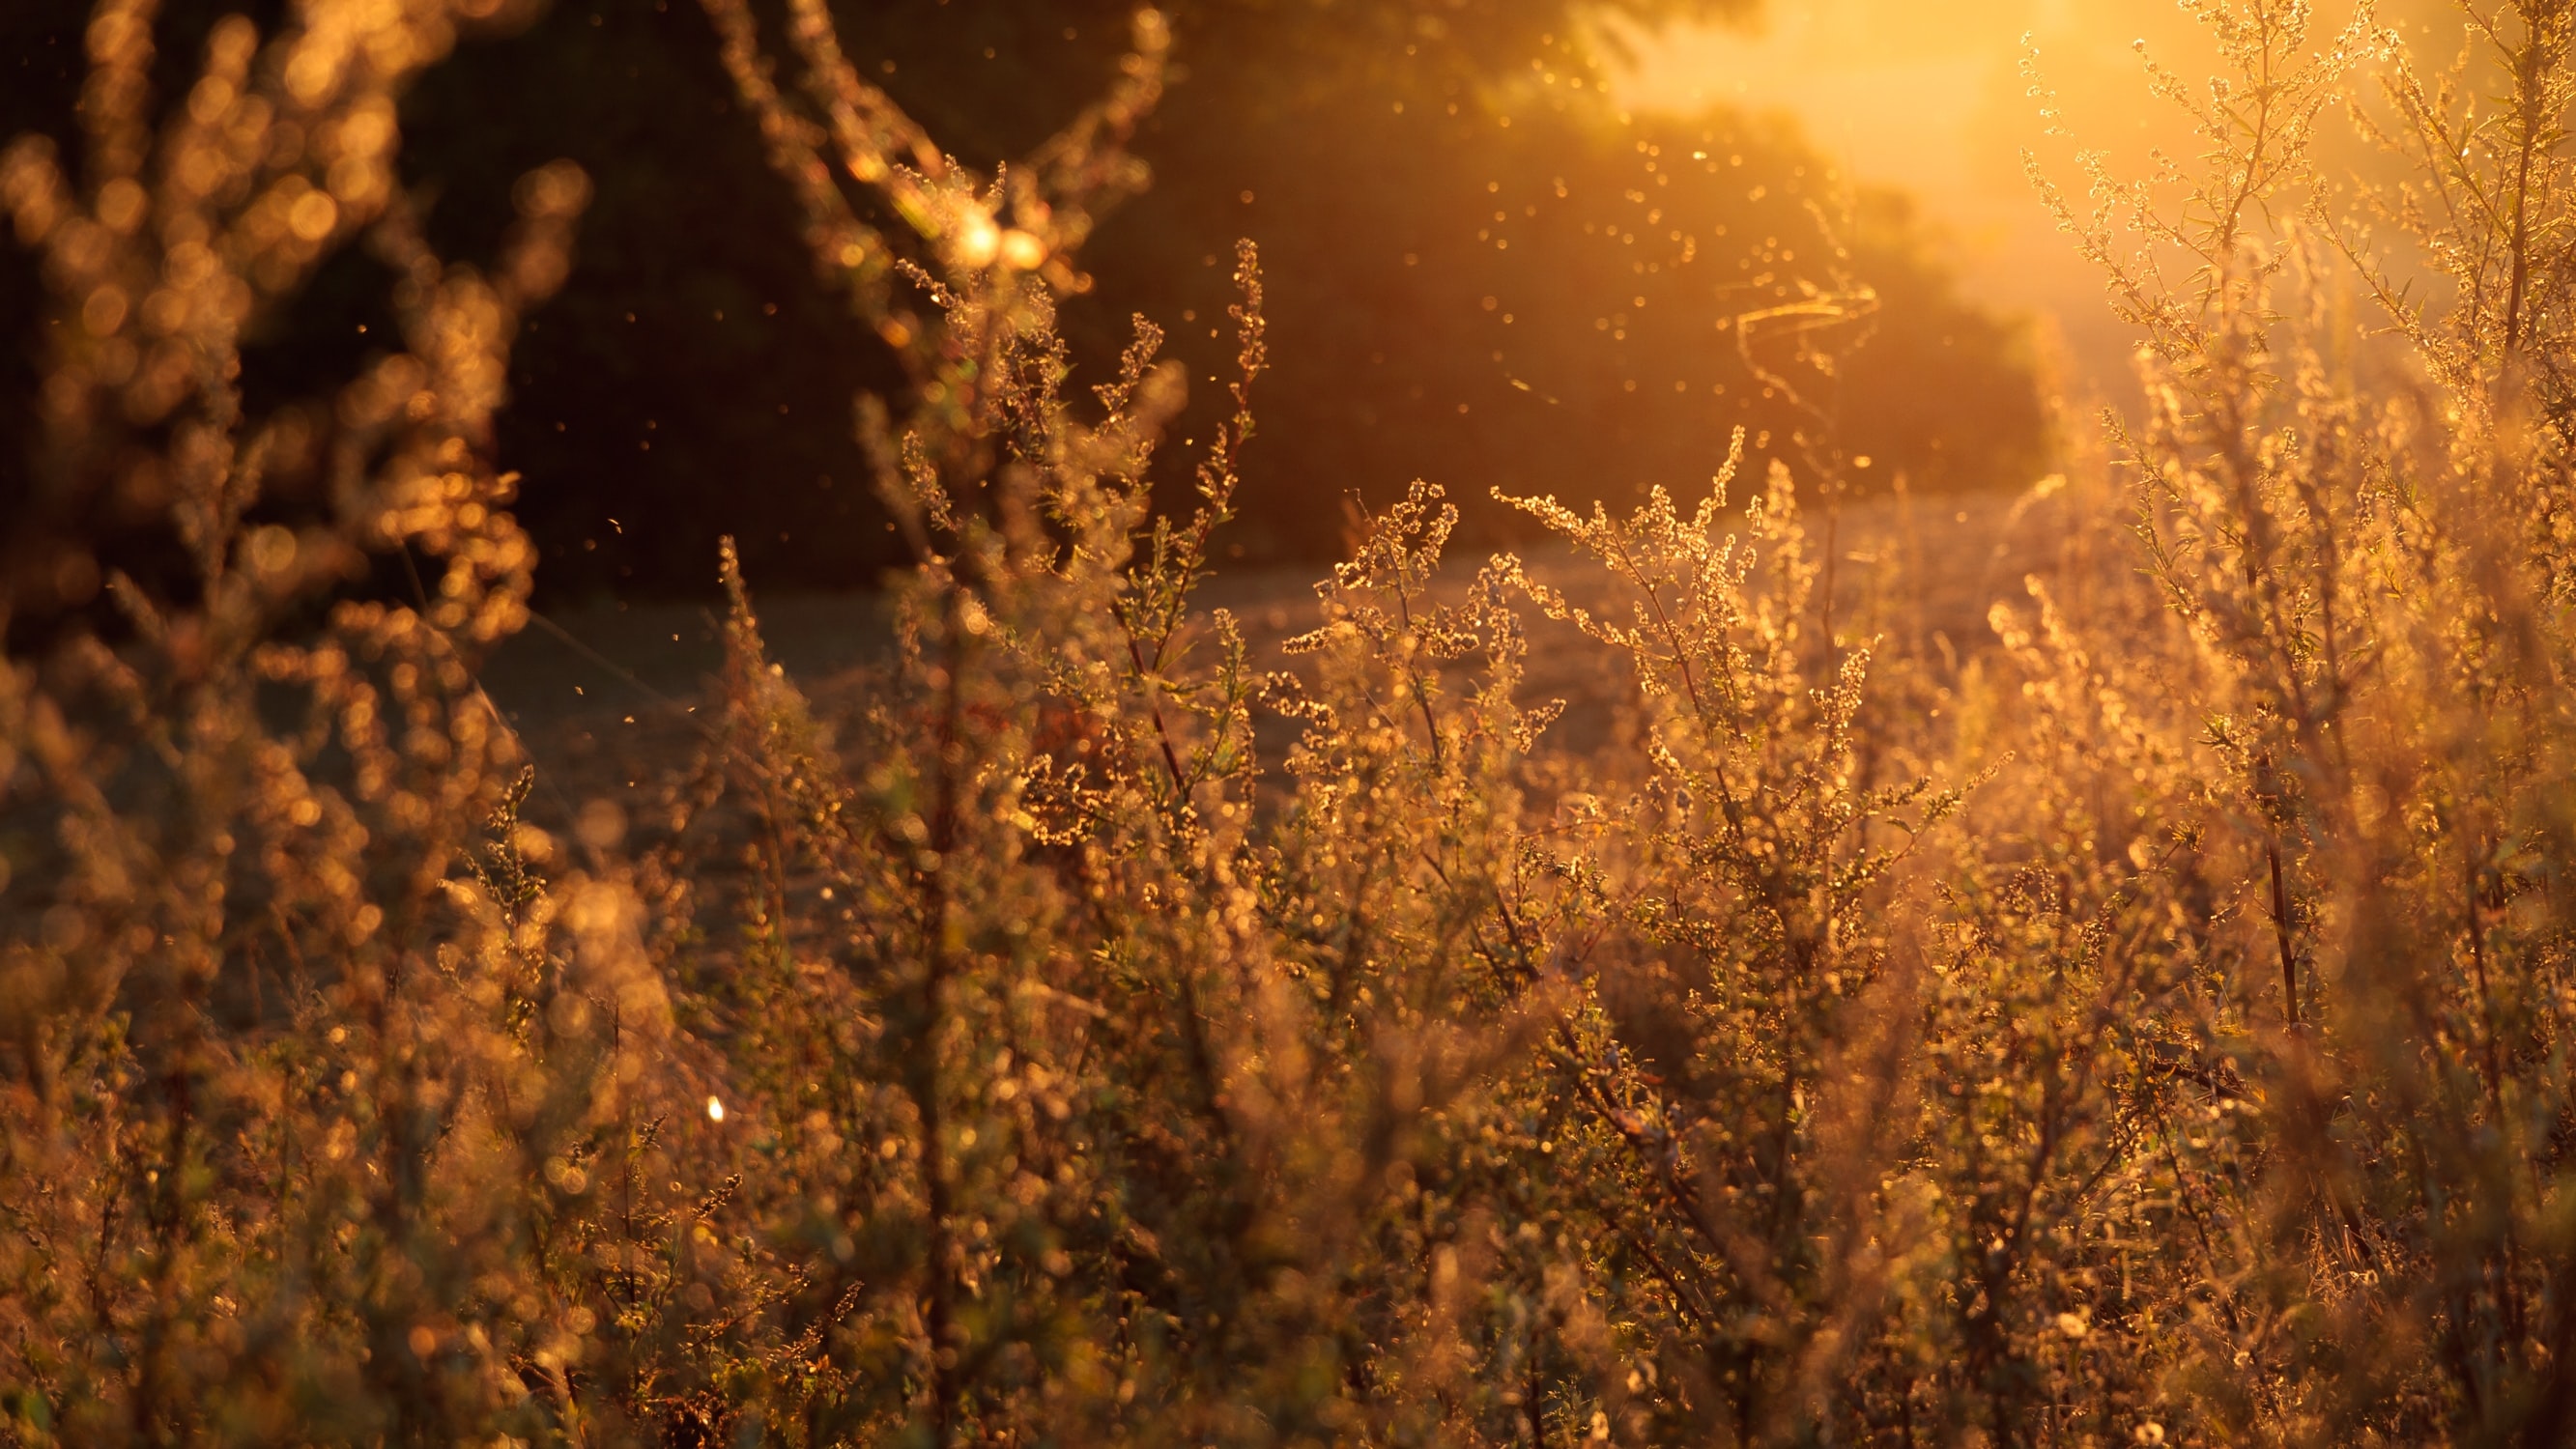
[8,0,2576,1444]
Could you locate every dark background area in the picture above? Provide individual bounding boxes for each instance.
[3,0,2047,604]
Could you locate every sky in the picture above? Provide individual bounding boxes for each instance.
[1610,0,2442,395]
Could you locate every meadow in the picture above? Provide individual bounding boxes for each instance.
[7,1,2576,1445]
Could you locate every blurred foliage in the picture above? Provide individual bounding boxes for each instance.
[15,0,2576,1445]
[3,0,2042,602]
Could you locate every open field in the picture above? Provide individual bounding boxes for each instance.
[488,485,2085,775]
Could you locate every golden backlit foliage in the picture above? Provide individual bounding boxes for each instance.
[0,0,615,1437]
[10,0,2576,1444]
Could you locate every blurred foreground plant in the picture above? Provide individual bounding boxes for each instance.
[0,0,695,1439]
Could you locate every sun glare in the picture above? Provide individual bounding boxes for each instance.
[1611,0,2444,384]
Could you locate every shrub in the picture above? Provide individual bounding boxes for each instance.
[10,0,2576,1444]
